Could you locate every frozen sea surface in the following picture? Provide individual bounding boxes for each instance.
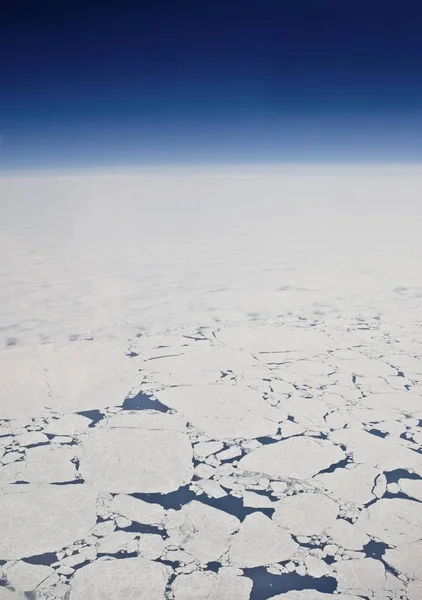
[0,166,422,599]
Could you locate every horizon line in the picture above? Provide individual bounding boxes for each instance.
[1,161,422,181]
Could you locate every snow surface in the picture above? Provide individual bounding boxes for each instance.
[0,166,422,599]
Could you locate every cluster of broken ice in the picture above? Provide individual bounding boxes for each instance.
[0,317,421,600]
[1,170,422,598]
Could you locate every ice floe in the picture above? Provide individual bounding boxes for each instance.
[273,493,339,535]
[228,512,298,567]
[69,558,169,599]
[155,384,287,439]
[238,437,346,480]
[81,423,193,493]
[0,342,139,419]
[0,486,97,559]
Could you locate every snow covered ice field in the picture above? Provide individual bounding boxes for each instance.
[0,166,422,599]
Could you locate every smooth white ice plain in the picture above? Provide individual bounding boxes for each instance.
[0,166,422,599]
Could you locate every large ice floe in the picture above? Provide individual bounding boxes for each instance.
[1,167,422,598]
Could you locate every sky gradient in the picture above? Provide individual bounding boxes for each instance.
[1,0,422,169]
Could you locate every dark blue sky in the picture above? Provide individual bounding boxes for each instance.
[1,0,422,168]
